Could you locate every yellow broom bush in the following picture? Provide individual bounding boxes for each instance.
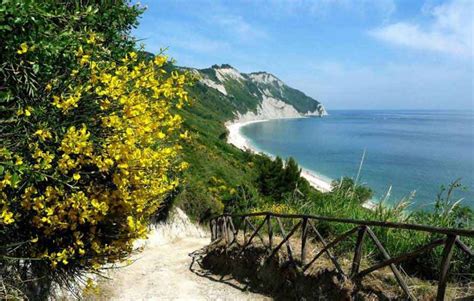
[3,46,190,264]
[0,1,193,298]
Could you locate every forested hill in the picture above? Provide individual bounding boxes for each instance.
[186,64,327,121]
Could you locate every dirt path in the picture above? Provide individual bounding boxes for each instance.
[96,210,270,301]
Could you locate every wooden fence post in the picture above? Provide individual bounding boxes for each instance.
[301,217,308,265]
[243,217,248,245]
[436,235,457,301]
[227,216,237,246]
[222,216,229,245]
[351,226,367,277]
[267,214,273,249]
[210,218,216,241]
[218,217,223,240]
[226,216,234,243]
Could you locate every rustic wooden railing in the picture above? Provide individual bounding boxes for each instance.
[209,212,474,301]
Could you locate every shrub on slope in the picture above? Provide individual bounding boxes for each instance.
[0,1,191,298]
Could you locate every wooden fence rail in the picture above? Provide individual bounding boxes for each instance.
[209,212,474,301]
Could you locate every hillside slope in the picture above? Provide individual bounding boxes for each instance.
[175,63,326,221]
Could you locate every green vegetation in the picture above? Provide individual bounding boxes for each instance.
[173,67,473,284]
[174,83,257,220]
[0,1,191,299]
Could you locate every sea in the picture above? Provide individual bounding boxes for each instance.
[240,110,474,210]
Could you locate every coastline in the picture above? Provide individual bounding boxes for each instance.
[225,118,377,210]
[226,118,333,193]
[226,119,269,151]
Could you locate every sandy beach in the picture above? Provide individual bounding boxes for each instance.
[225,118,378,210]
[226,119,269,151]
[226,119,333,193]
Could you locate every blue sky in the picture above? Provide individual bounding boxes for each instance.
[133,0,473,110]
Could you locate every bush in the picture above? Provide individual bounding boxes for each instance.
[0,1,192,298]
[175,181,224,223]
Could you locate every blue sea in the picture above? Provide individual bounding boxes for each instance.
[240,110,474,210]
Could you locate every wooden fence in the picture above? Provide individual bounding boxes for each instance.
[209,212,474,301]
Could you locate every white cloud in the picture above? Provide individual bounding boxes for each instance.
[370,0,473,57]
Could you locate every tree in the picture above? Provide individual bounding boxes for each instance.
[257,155,283,197]
[282,157,302,193]
[255,156,305,201]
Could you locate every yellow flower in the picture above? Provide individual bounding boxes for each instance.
[86,32,97,44]
[80,55,91,66]
[179,131,189,139]
[24,106,32,116]
[1,209,14,224]
[15,156,23,166]
[127,216,135,230]
[34,129,53,141]
[178,162,189,171]
[73,173,81,181]
[17,42,28,54]
[154,55,167,67]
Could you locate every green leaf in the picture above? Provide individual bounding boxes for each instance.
[32,63,39,74]
[11,172,20,186]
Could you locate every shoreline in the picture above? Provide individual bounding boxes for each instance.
[226,118,333,193]
[225,118,377,210]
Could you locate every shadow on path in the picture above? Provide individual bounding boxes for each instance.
[188,244,260,294]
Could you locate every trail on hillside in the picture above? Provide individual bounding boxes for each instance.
[96,209,270,301]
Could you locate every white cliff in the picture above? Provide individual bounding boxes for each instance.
[197,64,328,123]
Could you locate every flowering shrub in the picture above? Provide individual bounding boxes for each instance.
[0,1,193,298]
[2,46,191,264]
